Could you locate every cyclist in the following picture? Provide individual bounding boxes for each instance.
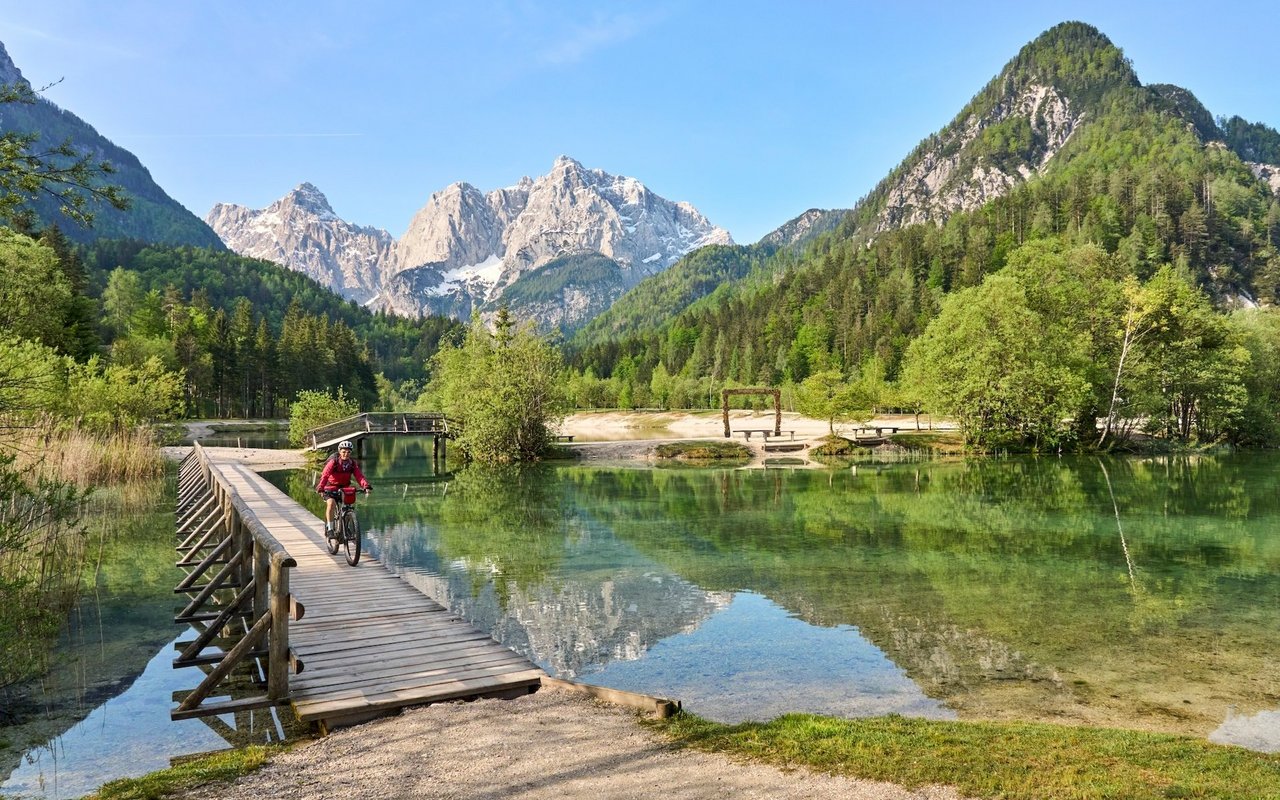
[316,440,371,536]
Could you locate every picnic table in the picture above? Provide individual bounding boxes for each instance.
[849,426,899,438]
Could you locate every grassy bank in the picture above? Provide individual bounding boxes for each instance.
[655,440,752,460]
[83,744,284,800]
[655,712,1280,799]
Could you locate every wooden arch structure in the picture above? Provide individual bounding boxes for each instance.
[721,387,781,438]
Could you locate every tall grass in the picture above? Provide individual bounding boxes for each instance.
[8,423,168,488]
[0,419,167,699]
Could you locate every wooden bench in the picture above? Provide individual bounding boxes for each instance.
[733,429,777,441]
[554,434,575,442]
[849,426,899,439]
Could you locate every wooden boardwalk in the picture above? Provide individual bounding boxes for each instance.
[209,457,545,729]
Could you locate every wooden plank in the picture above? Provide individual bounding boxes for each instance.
[292,650,531,693]
[290,607,445,629]
[291,630,494,659]
[292,668,545,718]
[297,637,514,672]
[170,695,282,721]
[293,613,460,636]
[541,677,681,718]
[295,661,545,701]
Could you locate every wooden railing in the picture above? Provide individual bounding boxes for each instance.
[305,411,459,449]
[171,443,302,720]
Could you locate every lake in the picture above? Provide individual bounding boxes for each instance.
[5,443,1279,797]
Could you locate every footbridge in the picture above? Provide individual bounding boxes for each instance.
[171,442,542,731]
[304,412,460,458]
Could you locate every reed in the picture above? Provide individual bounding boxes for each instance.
[7,424,167,488]
[0,419,167,695]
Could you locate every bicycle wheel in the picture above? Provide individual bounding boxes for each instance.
[342,511,361,566]
[325,516,339,554]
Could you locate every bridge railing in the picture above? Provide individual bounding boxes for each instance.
[171,442,301,719]
[305,411,457,449]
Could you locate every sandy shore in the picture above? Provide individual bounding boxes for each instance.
[557,410,931,464]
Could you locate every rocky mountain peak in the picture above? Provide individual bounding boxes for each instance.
[282,182,338,219]
[0,42,29,90]
[206,183,394,304]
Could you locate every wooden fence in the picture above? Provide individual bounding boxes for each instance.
[171,443,302,720]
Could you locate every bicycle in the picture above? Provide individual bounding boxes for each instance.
[324,486,368,566]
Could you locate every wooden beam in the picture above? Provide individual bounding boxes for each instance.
[539,677,681,718]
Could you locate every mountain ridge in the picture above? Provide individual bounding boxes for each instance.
[208,156,733,329]
[579,21,1280,350]
[568,21,1280,390]
[0,41,224,248]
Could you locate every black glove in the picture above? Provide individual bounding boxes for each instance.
[364,485,373,493]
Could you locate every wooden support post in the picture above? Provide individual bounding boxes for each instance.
[236,518,255,620]
[253,536,270,628]
[268,555,292,700]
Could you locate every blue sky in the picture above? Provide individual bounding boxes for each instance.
[1,1,1277,243]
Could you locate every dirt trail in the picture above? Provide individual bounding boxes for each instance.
[182,690,966,800]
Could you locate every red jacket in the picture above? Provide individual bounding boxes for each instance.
[316,456,369,492]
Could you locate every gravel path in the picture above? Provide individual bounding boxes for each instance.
[183,689,967,800]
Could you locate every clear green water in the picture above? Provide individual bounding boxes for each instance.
[5,445,1279,798]
[276,441,1280,745]
[1,475,297,800]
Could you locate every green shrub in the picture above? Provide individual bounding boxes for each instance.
[288,388,358,446]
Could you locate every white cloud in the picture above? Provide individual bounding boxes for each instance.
[536,12,653,66]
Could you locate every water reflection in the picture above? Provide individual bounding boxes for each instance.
[1,637,288,800]
[589,591,956,723]
[274,448,1280,744]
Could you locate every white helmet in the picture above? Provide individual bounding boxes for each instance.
[338,440,354,451]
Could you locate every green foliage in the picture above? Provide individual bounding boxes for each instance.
[901,271,1091,449]
[0,80,131,233]
[489,253,624,324]
[1219,114,1280,164]
[1124,267,1250,442]
[78,242,460,416]
[793,370,869,433]
[574,243,781,349]
[424,312,569,463]
[653,440,751,460]
[288,388,359,446]
[0,227,75,349]
[65,356,186,433]
[0,336,66,417]
[1232,308,1280,446]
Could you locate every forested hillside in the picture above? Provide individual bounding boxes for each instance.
[565,22,1280,447]
[78,239,460,417]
